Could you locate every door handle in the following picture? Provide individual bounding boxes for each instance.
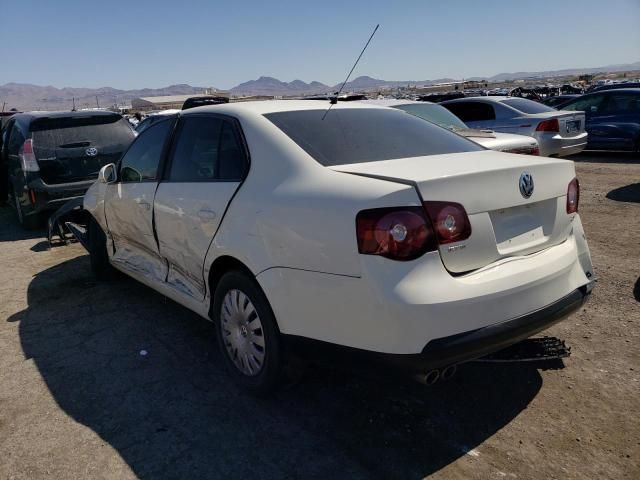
[197,209,217,221]
[137,200,151,210]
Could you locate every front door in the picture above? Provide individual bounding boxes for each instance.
[154,115,248,300]
[105,118,174,283]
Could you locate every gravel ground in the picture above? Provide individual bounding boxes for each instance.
[0,152,638,480]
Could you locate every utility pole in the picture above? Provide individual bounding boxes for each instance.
[72,97,76,111]
[1,101,5,112]
[95,95,100,108]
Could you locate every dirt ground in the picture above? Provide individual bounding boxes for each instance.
[0,152,638,480]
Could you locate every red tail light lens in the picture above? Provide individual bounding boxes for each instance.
[567,178,579,214]
[19,139,39,172]
[423,201,472,244]
[356,207,437,260]
[536,119,559,132]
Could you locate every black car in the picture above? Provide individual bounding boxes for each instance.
[1,110,135,228]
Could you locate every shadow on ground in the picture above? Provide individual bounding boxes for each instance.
[0,205,46,242]
[606,183,640,203]
[12,255,544,479]
[571,151,640,164]
[634,277,640,303]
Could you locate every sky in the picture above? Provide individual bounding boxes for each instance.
[1,0,639,90]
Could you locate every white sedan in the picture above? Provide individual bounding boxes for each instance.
[441,96,588,157]
[80,101,594,393]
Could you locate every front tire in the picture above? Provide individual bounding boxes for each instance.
[212,270,282,395]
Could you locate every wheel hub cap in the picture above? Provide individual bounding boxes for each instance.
[220,289,265,377]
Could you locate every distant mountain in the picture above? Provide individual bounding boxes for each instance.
[230,76,330,96]
[2,60,638,111]
[485,61,640,82]
[0,83,209,111]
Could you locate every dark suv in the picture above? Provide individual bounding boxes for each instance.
[1,110,135,228]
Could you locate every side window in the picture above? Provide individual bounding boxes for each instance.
[601,93,640,114]
[167,116,247,182]
[8,124,25,154]
[120,118,172,182]
[562,94,605,113]
[444,102,495,122]
[218,121,247,180]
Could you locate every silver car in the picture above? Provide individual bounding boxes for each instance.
[365,99,539,155]
[440,96,587,157]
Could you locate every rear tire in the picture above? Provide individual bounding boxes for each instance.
[212,270,282,395]
[88,217,115,280]
[12,188,40,230]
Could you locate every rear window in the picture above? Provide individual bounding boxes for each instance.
[31,115,135,148]
[501,98,556,114]
[394,103,468,129]
[264,108,482,166]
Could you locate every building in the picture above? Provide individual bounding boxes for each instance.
[131,90,230,111]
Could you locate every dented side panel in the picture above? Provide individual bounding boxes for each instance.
[103,182,167,283]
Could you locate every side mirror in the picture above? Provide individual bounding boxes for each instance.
[98,163,117,184]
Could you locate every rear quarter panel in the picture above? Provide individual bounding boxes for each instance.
[202,112,421,280]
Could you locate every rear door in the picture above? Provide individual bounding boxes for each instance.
[591,92,640,150]
[561,94,607,148]
[154,114,248,300]
[104,118,174,283]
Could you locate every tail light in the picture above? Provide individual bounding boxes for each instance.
[567,178,579,214]
[422,201,472,244]
[531,146,540,156]
[356,202,471,261]
[356,207,436,260]
[536,119,559,132]
[19,139,39,172]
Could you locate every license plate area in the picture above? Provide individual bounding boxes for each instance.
[490,199,556,254]
[566,120,580,133]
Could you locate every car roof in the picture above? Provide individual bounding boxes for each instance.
[589,87,640,94]
[181,99,393,116]
[12,110,121,122]
[441,96,510,104]
[360,99,436,107]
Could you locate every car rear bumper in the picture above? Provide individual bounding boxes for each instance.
[536,132,588,157]
[23,178,95,215]
[258,218,594,355]
[283,285,591,374]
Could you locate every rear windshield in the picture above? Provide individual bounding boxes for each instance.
[394,103,468,129]
[31,115,135,148]
[264,108,482,166]
[501,98,556,114]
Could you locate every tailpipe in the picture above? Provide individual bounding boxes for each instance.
[440,364,457,381]
[414,369,440,386]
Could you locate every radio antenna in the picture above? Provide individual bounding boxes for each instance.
[322,24,379,120]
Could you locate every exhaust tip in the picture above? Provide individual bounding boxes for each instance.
[415,369,440,386]
[441,364,458,381]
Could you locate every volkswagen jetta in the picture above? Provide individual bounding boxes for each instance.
[79,101,594,393]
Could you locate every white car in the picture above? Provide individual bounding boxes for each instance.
[441,96,588,157]
[363,99,540,155]
[79,101,594,393]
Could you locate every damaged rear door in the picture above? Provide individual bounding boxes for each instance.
[104,118,174,283]
[154,114,248,300]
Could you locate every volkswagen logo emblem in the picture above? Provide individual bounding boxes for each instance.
[85,147,98,157]
[519,172,534,198]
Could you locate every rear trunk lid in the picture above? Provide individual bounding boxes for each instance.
[330,150,577,273]
[521,111,586,136]
[31,115,135,185]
